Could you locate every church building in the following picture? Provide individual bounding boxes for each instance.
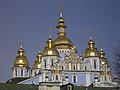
[1,1,118,90]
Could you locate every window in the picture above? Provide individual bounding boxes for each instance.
[56,75,58,80]
[34,72,36,76]
[73,75,77,83]
[52,59,54,66]
[15,69,17,77]
[109,76,111,81]
[73,65,75,70]
[94,60,96,69]
[21,69,23,76]
[26,69,28,76]
[44,60,46,68]
[67,85,72,90]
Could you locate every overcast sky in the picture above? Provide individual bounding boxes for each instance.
[0,0,120,82]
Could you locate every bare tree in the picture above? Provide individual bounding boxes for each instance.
[113,43,120,82]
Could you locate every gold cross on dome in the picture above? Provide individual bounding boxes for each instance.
[38,44,41,53]
[59,0,63,12]
[57,0,64,17]
[48,28,52,38]
[99,43,103,51]
[20,40,23,48]
[89,28,93,39]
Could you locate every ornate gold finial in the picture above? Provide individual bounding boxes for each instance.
[71,46,76,53]
[57,0,64,17]
[20,40,23,48]
[48,28,52,38]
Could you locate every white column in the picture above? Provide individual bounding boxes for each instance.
[13,69,15,77]
[86,72,90,86]
[77,62,80,70]
[69,63,71,70]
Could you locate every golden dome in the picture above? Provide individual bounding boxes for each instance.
[58,17,65,23]
[84,39,99,58]
[54,16,73,49]
[100,49,110,68]
[54,36,73,49]
[42,38,59,57]
[14,48,29,67]
[32,52,42,69]
[100,48,105,58]
[56,17,67,29]
[100,49,107,65]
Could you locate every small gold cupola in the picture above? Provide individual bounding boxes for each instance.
[100,48,110,68]
[32,48,42,69]
[100,48,106,65]
[14,40,29,67]
[88,36,95,49]
[84,31,99,58]
[100,48,105,58]
[42,29,60,57]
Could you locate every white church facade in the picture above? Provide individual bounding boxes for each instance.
[6,1,118,90]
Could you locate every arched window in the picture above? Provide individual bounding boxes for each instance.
[73,75,77,83]
[15,69,17,77]
[44,60,46,68]
[26,69,28,76]
[56,75,58,80]
[109,76,111,81]
[67,85,72,90]
[94,60,96,69]
[21,69,23,76]
[52,59,54,66]
[34,71,36,76]
[73,65,75,70]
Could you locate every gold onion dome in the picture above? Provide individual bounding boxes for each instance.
[32,51,42,69]
[14,44,29,67]
[84,37,99,58]
[54,17,73,49]
[100,48,105,58]
[100,48,110,67]
[42,38,59,57]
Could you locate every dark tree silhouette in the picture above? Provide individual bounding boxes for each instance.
[113,43,120,82]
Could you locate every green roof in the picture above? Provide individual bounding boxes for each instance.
[73,86,119,90]
[0,83,38,90]
[60,86,119,90]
